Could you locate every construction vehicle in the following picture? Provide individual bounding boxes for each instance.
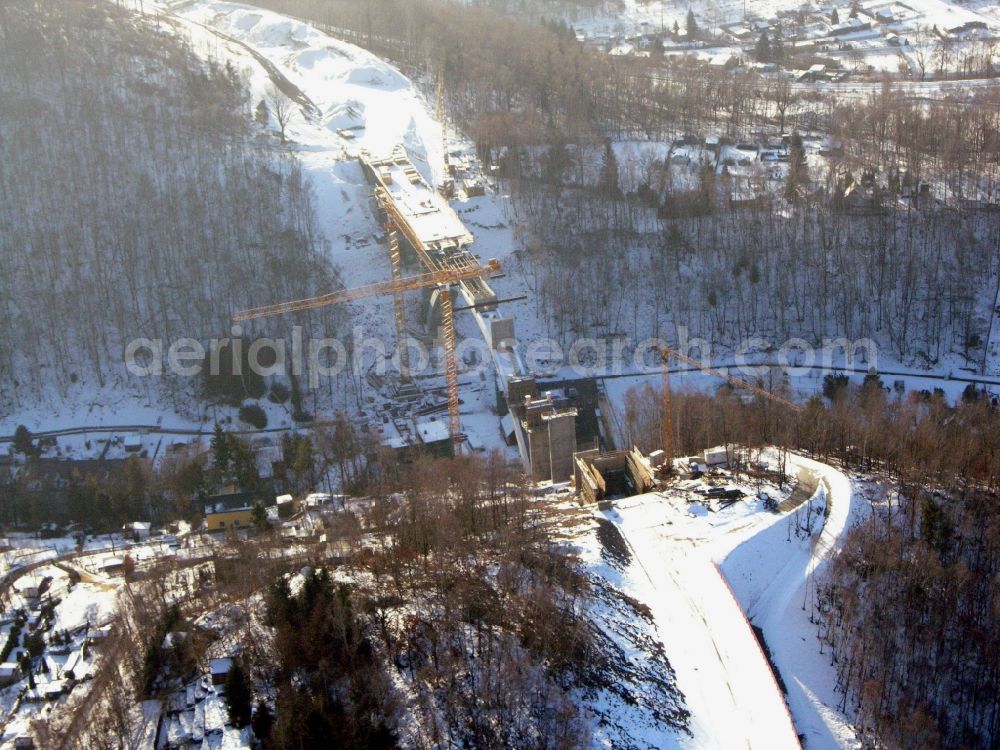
[234,242,501,451]
[659,345,803,474]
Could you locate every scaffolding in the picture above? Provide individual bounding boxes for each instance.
[360,146,498,312]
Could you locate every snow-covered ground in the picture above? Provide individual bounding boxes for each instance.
[162,0,523,310]
[168,1,447,185]
[589,450,865,748]
[596,481,799,748]
[0,561,120,746]
[0,0,526,461]
[723,453,866,750]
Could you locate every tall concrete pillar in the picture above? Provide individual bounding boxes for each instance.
[527,426,551,482]
[545,410,578,483]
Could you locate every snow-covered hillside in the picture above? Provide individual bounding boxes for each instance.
[164,0,449,289]
[2,0,525,457]
[161,0,529,453]
[0,0,334,434]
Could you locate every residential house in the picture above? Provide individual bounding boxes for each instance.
[203,487,272,532]
[100,558,127,577]
[124,521,152,541]
[798,64,827,82]
[208,657,233,686]
[275,494,295,519]
[0,662,22,686]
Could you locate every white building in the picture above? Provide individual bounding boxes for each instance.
[124,521,151,540]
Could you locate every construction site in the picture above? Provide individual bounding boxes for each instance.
[0,3,908,746]
[238,138,812,497]
[356,145,598,484]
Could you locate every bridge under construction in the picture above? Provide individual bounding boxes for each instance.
[359,146,498,313]
[359,147,570,476]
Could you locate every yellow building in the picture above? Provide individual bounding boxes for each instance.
[204,489,264,532]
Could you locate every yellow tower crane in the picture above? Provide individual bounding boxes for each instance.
[233,258,502,451]
[659,345,803,473]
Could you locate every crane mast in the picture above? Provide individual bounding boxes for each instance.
[436,73,454,198]
[234,256,500,452]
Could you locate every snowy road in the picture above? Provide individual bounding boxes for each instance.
[606,494,802,750]
[734,453,863,750]
[625,538,800,749]
[605,451,863,749]
[8,360,1000,443]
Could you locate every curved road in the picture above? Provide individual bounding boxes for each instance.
[606,490,804,748]
[605,450,862,748]
[737,453,861,749]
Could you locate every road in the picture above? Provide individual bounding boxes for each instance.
[739,453,863,749]
[160,4,321,117]
[639,68,1000,111]
[794,74,1000,97]
[604,450,866,749]
[5,360,997,444]
[606,490,804,749]
[792,76,1000,111]
[777,464,819,513]
[586,359,1000,389]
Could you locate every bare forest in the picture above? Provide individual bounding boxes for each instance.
[260,0,1000,366]
[44,452,684,750]
[0,0,341,410]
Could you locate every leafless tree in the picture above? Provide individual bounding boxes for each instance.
[267,83,292,143]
